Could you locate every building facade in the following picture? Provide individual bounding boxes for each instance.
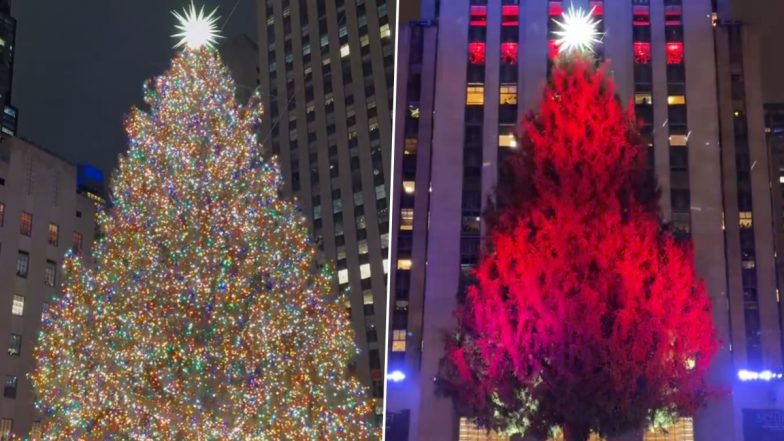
[255,0,396,420]
[220,34,261,105]
[0,137,101,439]
[387,1,784,440]
[0,0,17,136]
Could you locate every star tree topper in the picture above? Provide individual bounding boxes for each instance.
[172,2,221,50]
[553,5,603,54]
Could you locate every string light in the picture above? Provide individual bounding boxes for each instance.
[32,42,377,441]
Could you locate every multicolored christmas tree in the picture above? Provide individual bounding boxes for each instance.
[32,5,377,440]
[439,55,718,441]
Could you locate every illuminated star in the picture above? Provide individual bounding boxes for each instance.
[552,5,603,54]
[172,2,221,50]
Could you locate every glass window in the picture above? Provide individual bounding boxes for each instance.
[466,85,484,106]
[392,329,407,352]
[11,295,23,316]
[0,202,4,226]
[19,212,32,236]
[400,209,414,231]
[72,231,83,255]
[499,133,517,148]
[667,95,686,105]
[739,211,753,229]
[45,260,56,287]
[16,251,29,278]
[670,134,689,146]
[8,334,20,356]
[3,376,16,399]
[338,269,349,285]
[397,259,412,270]
[360,263,371,279]
[48,223,59,246]
[634,92,653,105]
[0,418,10,440]
[499,84,517,105]
[402,181,415,194]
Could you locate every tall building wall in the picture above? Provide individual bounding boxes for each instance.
[0,137,100,439]
[387,1,783,440]
[255,0,396,420]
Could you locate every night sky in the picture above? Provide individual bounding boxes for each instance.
[11,1,784,178]
[12,0,256,177]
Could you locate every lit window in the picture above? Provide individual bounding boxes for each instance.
[0,419,10,441]
[8,334,20,356]
[45,260,57,287]
[468,42,486,65]
[30,422,42,441]
[11,295,23,316]
[360,263,371,280]
[4,376,16,399]
[340,44,350,58]
[466,85,485,106]
[470,5,487,26]
[48,223,59,247]
[408,106,420,119]
[666,42,684,65]
[338,269,349,285]
[501,42,518,64]
[0,202,4,226]
[16,251,29,278]
[500,85,517,105]
[670,134,689,147]
[392,329,407,352]
[397,259,412,270]
[634,93,653,105]
[72,231,83,255]
[779,176,784,184]
[403,181,416,194]
[499,133,517,148]
[364,291,374,306]
[20,212,32,236]
[548,39,561,59]
[360,35,370,46]
[400,209,414,231]
[383,258,389,274]
[739,212,753,229]
[668,95,686,105]
[548,1,563,17]
[502,5,519,26]
[380,23,391,39]
[634,42,651,64]
[459,418,507,441]
[404,138,418,155]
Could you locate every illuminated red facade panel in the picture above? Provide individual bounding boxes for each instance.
[470,5,487,27]
[589,1,604,16]
[634,42,651,65]
[501,42,518,65]
[633,6,650,25]
[548,1,563,17]
[469,42,486,65]
[548,39,560,60]
[502,5,519,26]
[666,42,684,65]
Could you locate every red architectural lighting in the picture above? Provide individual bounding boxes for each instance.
[633,42,651,64]
[548,39,561,60]
[469,42,486,65]
[470,5,488,27]
[633,6,650,25]
[666,42,684,65]
[501,42,518,64]
[502,5,519,26]
[589,2,604,16]
[548,2,563,17]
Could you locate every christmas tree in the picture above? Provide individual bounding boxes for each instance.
[439,44,717,441]
[32,5,376,440]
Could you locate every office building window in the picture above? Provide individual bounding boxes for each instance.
[0,202,4,227]
[11,295,24,317]
[16,251,29,278]
[8,334,20,356]
[499,85,517,105]
[0,419,11,441]
[3,376,16,399]
[392,329,406,352]
[400,209,414,231]
[72,231,83,255]
[45,260,57,287]
[19,212,32,236]
[466,85,485,105]
[48,223,59,246]
[360,263,371,280]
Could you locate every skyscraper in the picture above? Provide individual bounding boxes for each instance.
[255,0,396,420]
[387,1,783,440]
[0,0,17,136]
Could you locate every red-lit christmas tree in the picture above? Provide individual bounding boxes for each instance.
[439,57,718,441]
